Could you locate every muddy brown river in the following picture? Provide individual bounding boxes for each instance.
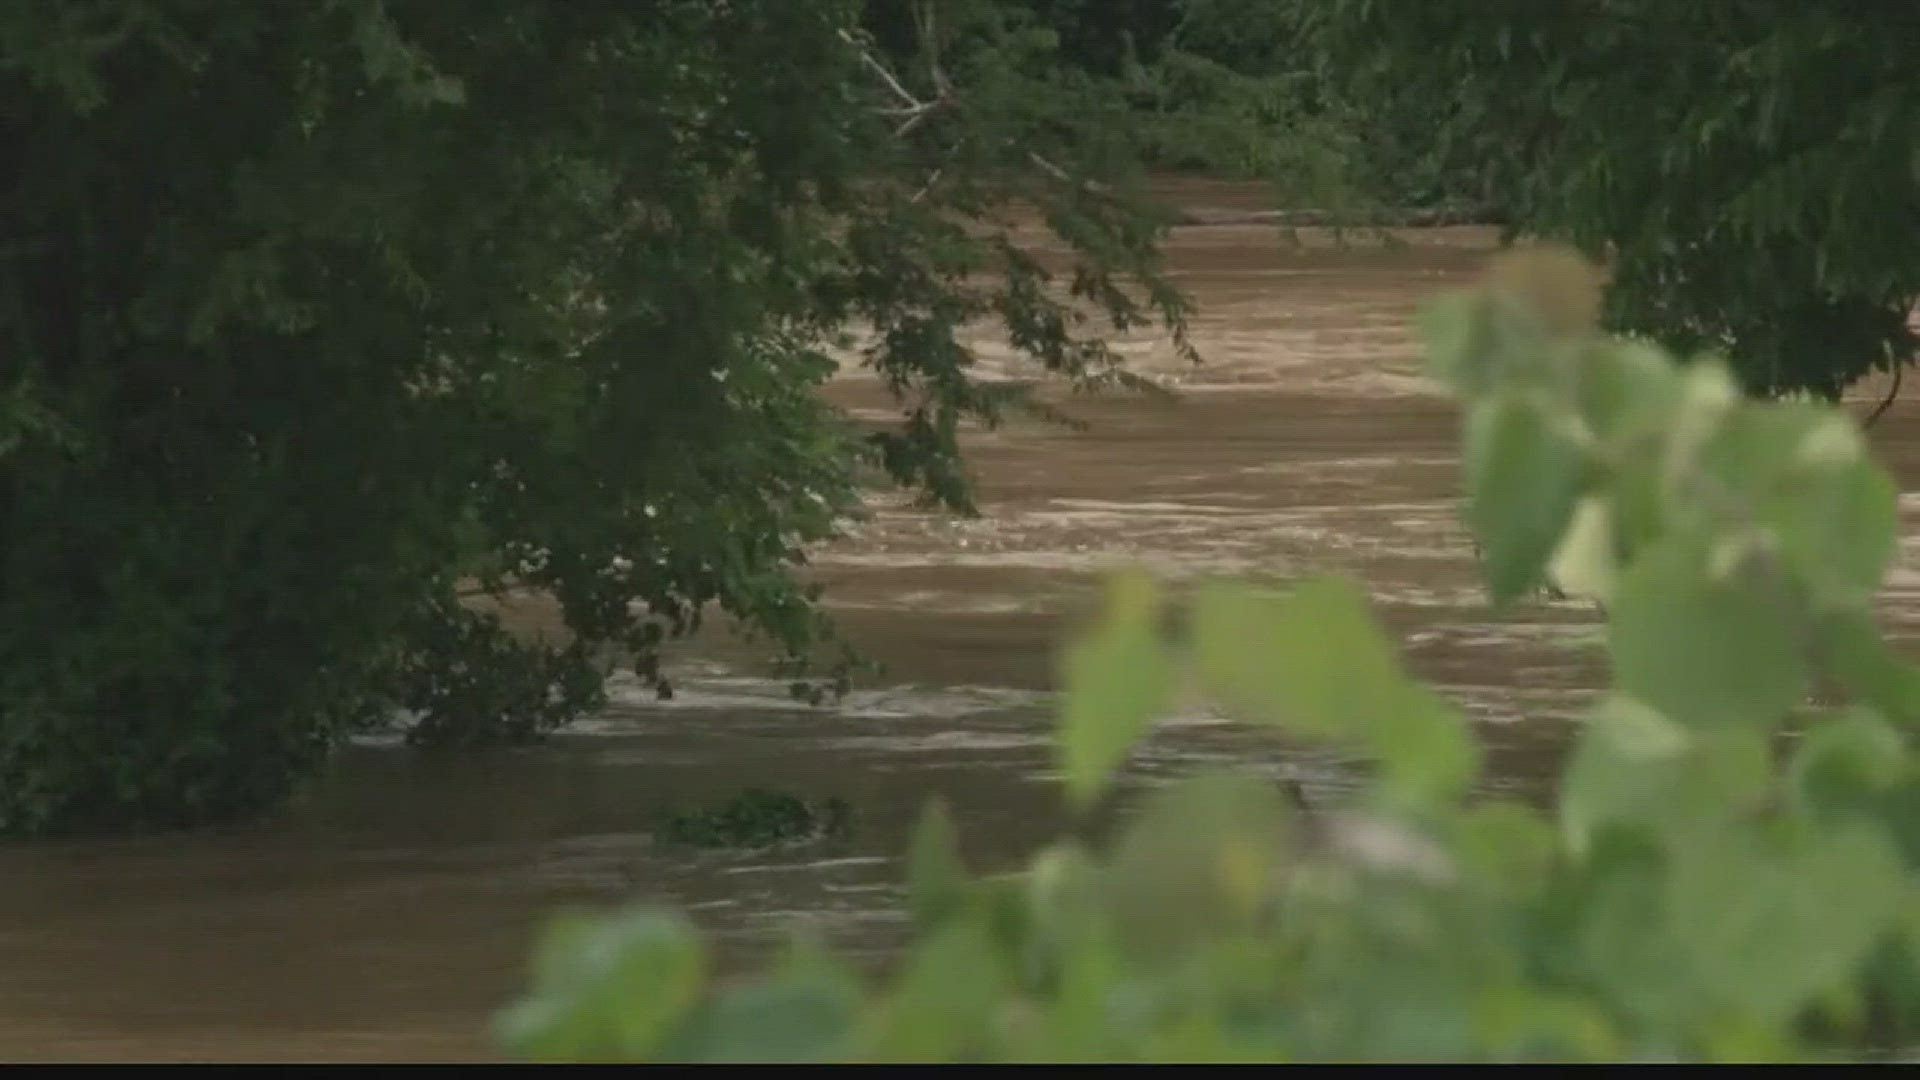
[4,180,1919,1061]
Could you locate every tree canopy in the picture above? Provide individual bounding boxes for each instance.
[1303,0,1920,397]
[0,0,1220,834]
[7,0,1916,839]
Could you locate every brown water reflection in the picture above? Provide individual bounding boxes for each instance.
[3,187,1918,1061]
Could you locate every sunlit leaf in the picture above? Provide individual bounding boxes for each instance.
[1419,292,1495,394]
[1368,682,1480,810]
[1608,539,1809,730]
[1190,581,1293,725]
[1560,694,1691,855]
[1449,802,1559,897]
[497,907,706,1061]
[1764,457,1898,611]
[1823,611,1920,729]
[1463,395,1590,602]
[1564,691,1774,864]
[1571,339,1680,450]
[1476,987,1621,1062]
[1196,575,1407,737]
[1025,839,1105,955]
[1107,774,1289,959]
[1658,360,1742,495]
[668,935,865,1063]
[1057,569,1171,808]
[1575,866,1694,1030]
[859,920,1008,1062]
[1668,823,1906,1022]
[1790,708,1908,816]
[1483,246,1606,334]
[906,800,969,931]
[1546,495,1617,604]
[1687,402,1898,610]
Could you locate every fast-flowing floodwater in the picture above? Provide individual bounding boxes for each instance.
[4,180,1918,1061]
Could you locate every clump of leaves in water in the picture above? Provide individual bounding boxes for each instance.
[657,789,854,850]
[499,247,1920,1062]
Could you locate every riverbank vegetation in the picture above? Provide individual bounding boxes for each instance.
[1,0,1222,834]
[2,14,1916,1036]
[1301,0,1920,398]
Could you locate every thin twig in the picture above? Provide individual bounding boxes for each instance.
[1026,150,1119,200]
[837,29,923,112]
[894,103,945,138]
[841,14,1105,199]
[917,0,953,97]
[910,167,944,203]
[837,25,954,137]
[1866,362,1903,428]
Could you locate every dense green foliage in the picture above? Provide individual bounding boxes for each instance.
[887,1,1477,208]
[0,0,1215,834]
[1303,1,1920,396]
[501,249,1920,1062]
[658,789,854,851]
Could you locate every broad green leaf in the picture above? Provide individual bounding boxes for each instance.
[1677,727,1776,822]
[1689,402,1898,609]
[1463,395,1590,603]
[1546,495,1618,604]
[497,907,707,1061]
[1199,574,1409,738]
[1789,411,1869,469]
[667,935,865,1063]
[1668,823,1906,1022]
[1419,291,1495,395]
[1190,581,1293,724]
[1822,611,1920,728]
[1658,359,1741,494]
[1199,575,1476,806]
[1107,774,1289,959]
[859,920,1009,1062]
[1476,987,1621,1062]
[1687,399,1812,508]
[1136,1010,1244,1063]
[1025,909,1123,1060]
[1763,457,1898,611]
[1575,867,1694,1031]
[1368,682,1480,811]
[1608,539,1809,730]
[1790,708,1908,816]
[1056,570,1171,808]
[1607,456,1667,562]
[1560,694,1691,856]
[1420,284,1576,403]
[1564,693,1772,856]
[1449,801,1559,897]
[1193,575,1420,740]
[1025,839,1105,955]
[1483,246,1606,334]
[1875,775,1920,867]
[1572,338,1681,450]
[1698,1016,1801,1064]
[906,800,969,932]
